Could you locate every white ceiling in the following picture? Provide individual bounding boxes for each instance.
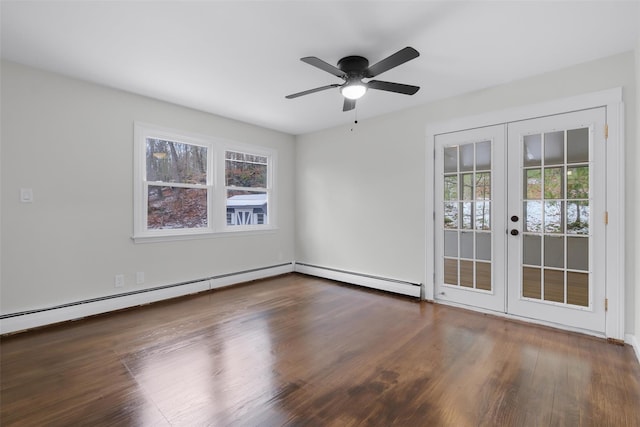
[2,1,638,135]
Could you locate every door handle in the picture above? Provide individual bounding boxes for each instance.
[510,229,519,236]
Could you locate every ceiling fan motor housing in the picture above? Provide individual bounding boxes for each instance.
[337,56,369,80]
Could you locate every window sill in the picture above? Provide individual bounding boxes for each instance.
[132,227,278,244]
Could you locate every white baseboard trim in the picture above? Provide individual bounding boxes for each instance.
[0,263,294,335]
[294,262,421,298]
[625,333,640,365]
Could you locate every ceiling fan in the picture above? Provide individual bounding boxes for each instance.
[285,47,420,112]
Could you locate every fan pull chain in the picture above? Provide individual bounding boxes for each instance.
[350,108,358,132]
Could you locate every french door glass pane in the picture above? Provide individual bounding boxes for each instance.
[444,259,458,285]
[476,262,492,291]
[444,147,458,173]
[523,134,542,166]
[523,267,541,299]
[460,260,474,287]
[525,169,541,199]
[543,269,564,302]
[567,166,589,198]
[567,128,589,163]
[444,202,458,229]
[523,235,541,266]
[544,131,564,165]
[567,237,588,270]
[444,231,458,257]
[476,232,491,261]
[567,272,589,306]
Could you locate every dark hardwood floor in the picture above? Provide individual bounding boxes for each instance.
[2,273,639,426]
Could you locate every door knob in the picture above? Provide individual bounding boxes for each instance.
[510,229,519,236]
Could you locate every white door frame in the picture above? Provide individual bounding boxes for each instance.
[425,87,625,340]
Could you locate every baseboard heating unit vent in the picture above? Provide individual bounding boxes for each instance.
[0,263,294,335]
[294,262,421,298]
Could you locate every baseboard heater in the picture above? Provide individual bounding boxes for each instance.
[294,262,422,298]
[0,262,294,335]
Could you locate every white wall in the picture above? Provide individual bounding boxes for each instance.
[0,60,296,315]
[296,51,638,334]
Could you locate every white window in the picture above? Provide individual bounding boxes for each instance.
[134,123,275,242]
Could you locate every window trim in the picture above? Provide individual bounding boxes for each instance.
[133,123,277,243]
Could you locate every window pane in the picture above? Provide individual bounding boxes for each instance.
[460,231,473,259]
[226,190,268,226]
[523,235,541,266]
[544,201,563,233]
[523,134,542,167]
[524,201,543,233]
[460,143,474,172]
[476,141,491,170]
[475,202,490,230]
[460,260,473,287]
[146,138,207,184]
[567,236,589,271]
[544,131,564,165]
[461,202,473,229]
[544,167,563,199]
[444,175,458,201]
[567,272,589,307]
[444,147,458,173]
[444,202,458,229]
[476,232,491,261]
[476,262,491,291]
[444,231,458,257]
[523,267,541,299]
[524,169,541,199]
[225,151,267,188]
[444,259,458,285]
[567,166,589,199]
[567,128,589,164]
[544,269,565,303]
[147,186,208,229]
[567,201,589,234]
[544,236,564,268]
[475,172,491,200]
[461,174,473,200]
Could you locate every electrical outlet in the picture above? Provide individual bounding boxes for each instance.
[114,274,125,288]
[136,272,145,285]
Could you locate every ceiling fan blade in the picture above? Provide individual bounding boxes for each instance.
[366,47,419,78]
[343,98,356,112]
[285,84,341,99]
[301,57,347,78]
[367,80,420,95]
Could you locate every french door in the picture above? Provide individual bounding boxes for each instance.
[435,108,607,334]
[435,125,506,312]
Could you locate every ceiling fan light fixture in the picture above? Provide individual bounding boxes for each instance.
[341,83,367,100]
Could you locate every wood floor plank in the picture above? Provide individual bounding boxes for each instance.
[1,273,639,426]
